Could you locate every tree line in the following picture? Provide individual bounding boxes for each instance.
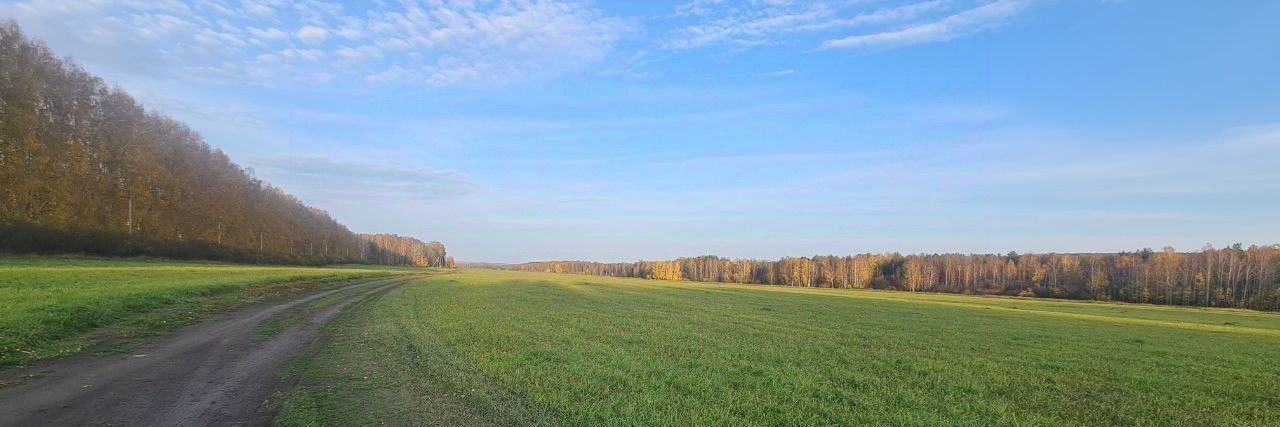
[0,24,444,266]
[359,233,454,268]
[512,245,1280,311]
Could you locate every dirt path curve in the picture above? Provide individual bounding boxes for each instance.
[0,275,412,427]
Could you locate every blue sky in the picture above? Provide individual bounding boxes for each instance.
[4,0,1279,262]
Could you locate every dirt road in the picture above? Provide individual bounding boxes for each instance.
[0,275,411,426]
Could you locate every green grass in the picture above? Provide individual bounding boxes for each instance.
[0,255,402,367]
[279,269,1280,426]
[251,284,367,342]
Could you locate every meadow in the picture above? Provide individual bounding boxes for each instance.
[279,269,1280,426]
[0,256,396,367]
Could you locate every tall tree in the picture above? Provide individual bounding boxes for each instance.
[0,24,444,266]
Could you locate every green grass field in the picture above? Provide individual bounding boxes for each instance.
[0,256,397,367]
[279,269,1280,426]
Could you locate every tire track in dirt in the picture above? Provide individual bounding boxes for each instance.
[0,275,416,426]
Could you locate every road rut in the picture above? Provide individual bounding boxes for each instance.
[0,275,411,426]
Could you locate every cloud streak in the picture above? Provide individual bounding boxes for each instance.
[666,0,1034,52]
[249,155,471,202]
[666,0,949,49]
[819,0,1031,50]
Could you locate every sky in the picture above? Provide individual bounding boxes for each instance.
[3,0,1279,263]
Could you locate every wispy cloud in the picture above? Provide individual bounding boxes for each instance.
[666,0,1034,53]
[249,155,471,202]
[0,0,630,88]
[666,0,950,49]
[351,1,632,87]
[3,0,1037,86]
[1220,125,1280,150]
[818,0,1031,50]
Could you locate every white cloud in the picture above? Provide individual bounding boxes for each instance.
[295,25,328,45]
[248,27,287,40]
[364,65,412,84]
[2,0,1029,86]
[668,0,1034,52]
[280,48,325,62]
[673,0,728,18]
[1,0,630,88]
[819,0,1031,50]
[241,0,274,17]
[307,72,334,84]
[800,1,953,32]
[249,155,471,201]
[347,0,630,87]
[666,0,949,49]
[128,13,193,40]
[1221,125,1280,151]
[334,44,382,63]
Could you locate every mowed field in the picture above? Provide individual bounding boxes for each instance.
[0,256,397,367]
[280,269,1280,426]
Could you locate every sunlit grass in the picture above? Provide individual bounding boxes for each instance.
[281,269,1280,426]
[0,255,397,366]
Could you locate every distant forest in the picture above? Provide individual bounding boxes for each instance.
[359,233,453,268]
[0,24,443,266]
[514,246,1280,311]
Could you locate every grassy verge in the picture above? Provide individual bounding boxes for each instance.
[278,269,1280,426]
[0,255,404,367]
[275,271,548,426]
